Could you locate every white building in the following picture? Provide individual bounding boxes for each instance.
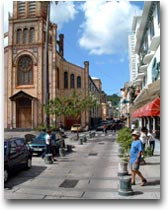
[128,33,138,82]
[130,1,160,137]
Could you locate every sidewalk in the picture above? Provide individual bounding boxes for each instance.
[128,145,160,199]
[4,131,160,199]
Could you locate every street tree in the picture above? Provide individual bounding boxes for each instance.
[45,90,98,139]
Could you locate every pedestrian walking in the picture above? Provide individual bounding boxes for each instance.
[103,124,107,134]
[50,129,57,161]
[131,123,135,132]
[45,130,52,154]
[129,130,147,186]
[111,123,116,133]
[147,130,155,156]
[140,127,148,151]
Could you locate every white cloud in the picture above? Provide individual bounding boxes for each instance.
[3,1,78,32]
[3,0,13,33]
[79,0,142,55]
[51,1,78,30]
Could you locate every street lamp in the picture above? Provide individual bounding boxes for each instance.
[44,2,50,128]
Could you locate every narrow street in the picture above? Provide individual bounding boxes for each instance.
[4,132,120,199]
[4,131,160,199]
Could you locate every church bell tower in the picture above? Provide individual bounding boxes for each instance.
[5,1,57,129]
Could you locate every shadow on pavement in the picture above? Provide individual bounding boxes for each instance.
[146,162,160,165]
[146,179,160,186]
[133,191,144,196]
[4,165,47,189]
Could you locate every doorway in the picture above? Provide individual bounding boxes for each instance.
[16,98,32,128]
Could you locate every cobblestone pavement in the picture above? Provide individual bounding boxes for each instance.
[4,131,160,199]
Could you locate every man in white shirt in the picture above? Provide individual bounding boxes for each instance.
[140,127,148,152]
[147,130,155,156]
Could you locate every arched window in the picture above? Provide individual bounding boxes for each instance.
[77,76,81,88]
[64,72,68,89]
[23,28,28,44]
[70,74,75,88]
[17,55,33,85]
[16,29,22,44]
[30,27,35,43]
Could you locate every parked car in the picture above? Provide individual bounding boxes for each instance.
[28,133,46,155]
[4,137,32,183]
[71,124,83,132]
[96,121,111,131]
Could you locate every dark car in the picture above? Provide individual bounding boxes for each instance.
[28,133,46,155]
[4,137,32,183]
[96,121,111,131]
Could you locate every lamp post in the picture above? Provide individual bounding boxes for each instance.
[44,2,50,128]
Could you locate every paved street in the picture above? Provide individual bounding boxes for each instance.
[4,131,160,199]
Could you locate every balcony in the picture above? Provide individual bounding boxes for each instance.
[149,35,160,51]
[137,73,145,80]
[132,79,142,85]
[143,52,155,64]
[139,64,148,73]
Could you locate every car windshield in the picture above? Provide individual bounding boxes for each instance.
[36,133,46,140]
[32,133,46,144]
[73,124,80,127]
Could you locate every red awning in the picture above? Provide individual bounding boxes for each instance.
[132,97,160,118]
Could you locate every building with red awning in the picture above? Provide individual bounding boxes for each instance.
[132,97,160,118]
[126,2,160,138]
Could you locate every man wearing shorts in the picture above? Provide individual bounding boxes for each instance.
[129,130,147,186]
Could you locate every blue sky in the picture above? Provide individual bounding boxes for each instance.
[3,0,144,95]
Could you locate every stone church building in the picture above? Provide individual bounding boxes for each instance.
[4,1,102,130]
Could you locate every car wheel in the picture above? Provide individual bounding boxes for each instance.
[25,157,32,169]
[4,169,9,183]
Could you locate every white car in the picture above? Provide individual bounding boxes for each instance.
[71,124,82,132]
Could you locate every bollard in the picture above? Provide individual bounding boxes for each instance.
[44,153,53,164]
[67,145,72,152]
[118,144,123,157]
[83,136,87,143]
[89,132,92,138]
[118,176,134,196]
[118,160,129,176]
[79,137,83,145]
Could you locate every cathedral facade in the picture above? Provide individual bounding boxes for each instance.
[4,1,101,130]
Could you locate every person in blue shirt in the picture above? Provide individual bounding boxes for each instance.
[50,129,57,161]
[129,130,147,186]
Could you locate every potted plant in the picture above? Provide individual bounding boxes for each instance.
[116,127,132,176]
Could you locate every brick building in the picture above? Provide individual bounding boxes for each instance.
[4,1,101,130]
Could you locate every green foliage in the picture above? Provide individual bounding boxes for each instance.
[35,124,57,131]
[117,127,132,159]
[107,94,120,106]
[144,146,153,157]
[128,86,136,104]
[45,90,98,121]
[135,120,139,129]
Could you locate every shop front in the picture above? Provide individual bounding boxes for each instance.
[132,97,160,139]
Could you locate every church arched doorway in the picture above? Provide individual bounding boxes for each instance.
[16,97,32,128]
